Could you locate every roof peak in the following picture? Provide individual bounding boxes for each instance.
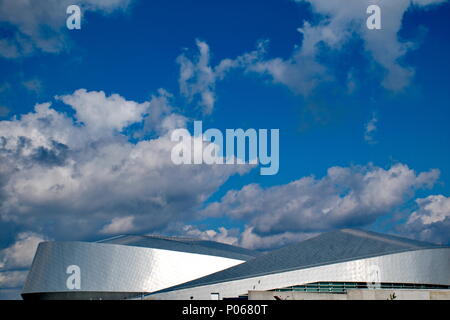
[154,229,446,293]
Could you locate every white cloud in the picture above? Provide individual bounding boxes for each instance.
[0,88,251,240]
[410,195,450,224]
[249,22,331,95]
[181,225,240,246]
[177,40,216,115]
[176,1,446,106]
[364,111,378,144]
[401,194,450,244]
[287,0,446,92]
[100,216,136,234]
[0,232,47,269]
[0,0,132,58]
[202,163,439,235]
[57,89,149,136]
[238,226,317,251]
[177,39,265,114]
[137,89,187,136]
[240,0,447,94]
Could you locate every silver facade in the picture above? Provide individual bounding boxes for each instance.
[22,229,450,300]
[147,248,450,300]
[22,241,247,299]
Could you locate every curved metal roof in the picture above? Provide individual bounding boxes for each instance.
[96,234,260,261]
[154,228,448,293]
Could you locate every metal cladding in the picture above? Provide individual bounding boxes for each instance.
[21,235,259,300]
[21,229,450,300]
[147,229,450,300]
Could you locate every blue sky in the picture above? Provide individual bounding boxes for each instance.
[0,0,449,299]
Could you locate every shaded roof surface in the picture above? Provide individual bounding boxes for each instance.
[97,234,260,261]
[154,228,447,293]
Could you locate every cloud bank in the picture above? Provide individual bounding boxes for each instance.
[0,88,250,240]
[178,0,448,111]
[202,163,439,235]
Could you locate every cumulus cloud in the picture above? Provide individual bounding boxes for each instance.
[364,111,378,144]
[100,216,136,234]
[201,163,439,235]
[137,89,187,136]
[181,225,240,246]
[400,195,450,244]
[241,0,447,94]
[284,0,447,92]
[0,232,47,269]
[177,40,216,114]
[249,22,331,95]
[0,88,251,240]
[57,89,149,136]
[177,39,265,114]
[177,0,446,107]
[237,226,317,251]
[0,0,132,58]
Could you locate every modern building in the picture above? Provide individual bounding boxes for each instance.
[22,229,450,300]
[21,235,260,300]
[145,229,450,300]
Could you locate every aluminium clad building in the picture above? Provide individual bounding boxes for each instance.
[145,229,450,300]
[21,235,260,300]
[21,229,450,300]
